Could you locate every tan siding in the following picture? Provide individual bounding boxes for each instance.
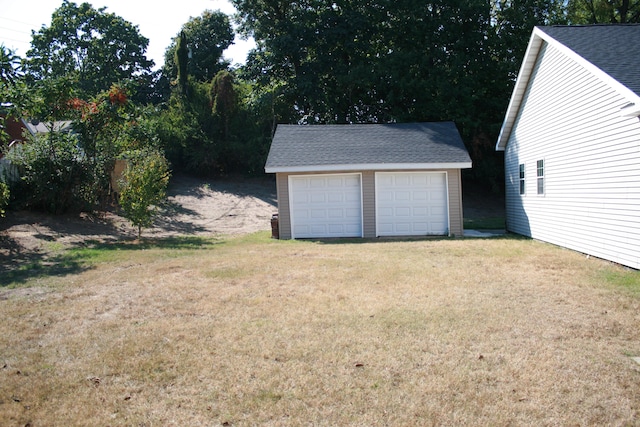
[275,173,292,239]
[504,41,640,269]
[447,169,464,237]
[361,171,376,238]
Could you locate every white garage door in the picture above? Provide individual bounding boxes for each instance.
[289,174,362,238]
[376,172,449,236]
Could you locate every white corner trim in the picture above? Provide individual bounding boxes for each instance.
[620,103,640,118]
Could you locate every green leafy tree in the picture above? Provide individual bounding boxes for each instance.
[24,0,154,98]
[0,179,9,217]
[211,70,238,139]
[233,0,573,188]
[175,31,190,96]
[164,10,234,83]
[0,45,21,88]
[567,0,640,23]
[1,45,23,147]
[119,149,170,239]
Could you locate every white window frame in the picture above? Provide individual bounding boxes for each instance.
[519,163,525,195]
[536,159,545,195]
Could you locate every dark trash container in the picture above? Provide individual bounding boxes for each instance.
[270,213,279,239]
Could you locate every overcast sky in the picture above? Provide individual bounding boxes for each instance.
[0,0,256,69]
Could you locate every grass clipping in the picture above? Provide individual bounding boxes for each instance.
[1,234,639,425]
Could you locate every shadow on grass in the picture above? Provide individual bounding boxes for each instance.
[0,235,223,288]
[463,216,506,230]
[0,238,89,288]
[80,235,223,251]
[304,233,527,245]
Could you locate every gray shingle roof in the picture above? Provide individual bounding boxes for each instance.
[264,122,472,173]
[538,24,640,98]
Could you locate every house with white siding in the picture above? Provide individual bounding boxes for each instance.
[496,25,640,269]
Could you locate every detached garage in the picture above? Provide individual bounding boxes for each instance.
[264,122,472,239]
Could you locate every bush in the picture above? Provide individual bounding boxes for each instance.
[6,132,99,214]
[0,179,9,217]
[119,149,170,239]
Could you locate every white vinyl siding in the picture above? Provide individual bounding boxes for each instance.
[504,41,640,269]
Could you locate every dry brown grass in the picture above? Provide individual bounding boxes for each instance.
[1,233,639,426]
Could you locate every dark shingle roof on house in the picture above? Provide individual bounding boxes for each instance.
[264,122,472,173]
[497,24,640,151]
[538,24,640,98]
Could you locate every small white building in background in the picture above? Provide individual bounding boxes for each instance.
[496,25,640,269]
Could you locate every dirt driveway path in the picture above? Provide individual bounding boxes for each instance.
[0,174,277,256]
[151,174,277,237]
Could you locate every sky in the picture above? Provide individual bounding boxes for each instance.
[0,0,256,69]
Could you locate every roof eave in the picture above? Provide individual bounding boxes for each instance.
[495,28,545,151]
[497,26,640,151]
[265,162,473,174]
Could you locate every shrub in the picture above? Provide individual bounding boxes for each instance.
[119,149,170,239]
[6,131,97,214]
[0,178,9,217]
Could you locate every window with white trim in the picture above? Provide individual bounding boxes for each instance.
[519,164,525,195]
[537,159,544,195]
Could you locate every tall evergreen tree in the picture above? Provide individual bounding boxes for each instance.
[175,31,190,96]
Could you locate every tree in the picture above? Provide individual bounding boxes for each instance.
[211,70,238,139]
[233,0,575,188]
[233,0,496,123]
[567,0,640,23]
[0,45,23,146]
[119,149,170,239]
[164,10,234,83]
[0,45,21,88]
[175,31,190,96]
[24,1,154,98]
[5,75,95,213]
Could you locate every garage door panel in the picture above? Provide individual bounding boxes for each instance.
[378,191,393,202]
[290,174,362,238]
[396,175,411,186]
[414,207,428,216]
[292,209,309,218]
[291,193,308,203]
[327,208,344,218]
[395,191,411,201]
[378,175,393,186]
[376,172,448,236]
[327,193,344,203]
[413,175,429,185]
[345,208,361,218]
[413,191,428,201]
[345,193,360,203]
[414,222,429,231]
[311,209,326,219]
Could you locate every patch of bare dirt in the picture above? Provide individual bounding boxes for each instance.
[0,174,277,255]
